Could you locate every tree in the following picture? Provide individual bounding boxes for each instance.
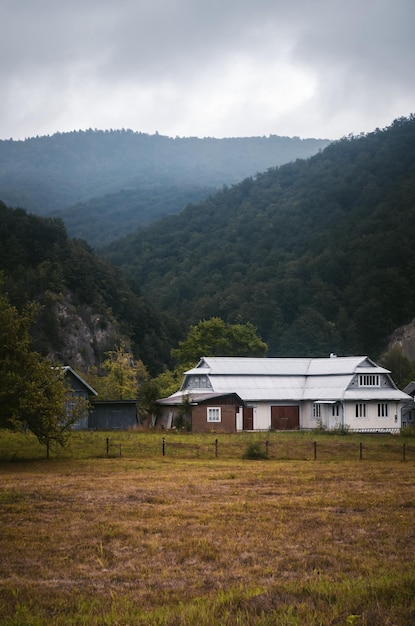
[171,317,268,368]
[137,378,164,425]
[88,344,148,400]
[380,346,415,389]
[0,285,82,458]
[19,364,89,459]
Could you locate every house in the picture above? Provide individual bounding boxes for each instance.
[63,367,138,430]
[157,356,412,433]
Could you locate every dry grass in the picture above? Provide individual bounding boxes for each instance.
[0,432,414,624]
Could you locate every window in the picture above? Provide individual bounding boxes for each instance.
[332,404,340,417]
[359,374,380,387]
[313,404,321,419]
[183,375,212,390]
[355,403,366,418]
[207,407,221,422]
[378,403,389,417]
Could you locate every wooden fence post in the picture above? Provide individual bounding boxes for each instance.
[106,438,109,455]
[314,441,317,460]
[119,443,122,458]
[403,442,406,462]
[162,437,165,457]
[359,442,363,461]
[215,438,218,458]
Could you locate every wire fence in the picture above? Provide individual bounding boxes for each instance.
[105,436,415,462]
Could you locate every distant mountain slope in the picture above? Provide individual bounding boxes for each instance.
[53,183,217,248]
[0,201,181,374]
[103,115,415,360]
[0,130,330,215]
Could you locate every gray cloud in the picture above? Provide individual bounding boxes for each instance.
[1,0,414,139]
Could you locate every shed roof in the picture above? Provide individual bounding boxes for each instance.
[62,366,98,396]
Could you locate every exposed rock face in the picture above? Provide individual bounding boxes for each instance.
[44,292,121,372]
[388,319,415,361]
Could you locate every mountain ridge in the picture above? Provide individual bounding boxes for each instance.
[0,129,330,246]
[102,115,415,361]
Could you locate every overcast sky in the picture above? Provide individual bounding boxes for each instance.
[1,0,414,140]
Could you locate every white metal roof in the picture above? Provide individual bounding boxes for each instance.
[175,356,411,404]
[344,388,410,401]
[185,356,389,377]
[210,375,306,401]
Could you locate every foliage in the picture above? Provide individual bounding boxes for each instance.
[57,184,218,248]
[0,129,329,244]
[145,318,268,404]
[0,201,180,375]
[87,344,148,400]
[380,346,415,389]
[4,115,415,383]
[173,395,193,431]
[137,378,164,424]
[171,317,268,368]
[0,285,83,457]
[105,115,415,360]
[242,440,269,460]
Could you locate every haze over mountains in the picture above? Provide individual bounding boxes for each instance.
[0,116,414,375]
[0,130,329,247]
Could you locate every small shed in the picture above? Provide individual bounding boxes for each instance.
[62,366,97,430]
[88,400,139,430]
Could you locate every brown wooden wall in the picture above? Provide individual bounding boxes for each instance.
[192,403,238,433]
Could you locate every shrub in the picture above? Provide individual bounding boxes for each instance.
[242,441,268,460]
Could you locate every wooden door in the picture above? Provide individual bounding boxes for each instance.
[271,405,299,430]
[243,407,254,430]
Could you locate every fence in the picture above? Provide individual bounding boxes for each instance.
[105,436,415,462]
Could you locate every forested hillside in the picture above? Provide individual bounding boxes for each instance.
[103,115,415,360]
[0,202,181,374]
[55,184,217,248]
[0,130,329,246]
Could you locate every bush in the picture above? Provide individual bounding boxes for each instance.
[242,441,269,460]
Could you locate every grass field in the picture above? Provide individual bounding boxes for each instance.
[0,430,414,625]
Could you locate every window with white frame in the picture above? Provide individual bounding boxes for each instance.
[332,404,340,417]
[207,407,221,422]
[377,403,389,417]
[359,374,380,387]
[355,403,367,418]
[313,403,321,419]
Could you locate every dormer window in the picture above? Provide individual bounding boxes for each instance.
[182,375,212,390]
[359,374,380,387]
